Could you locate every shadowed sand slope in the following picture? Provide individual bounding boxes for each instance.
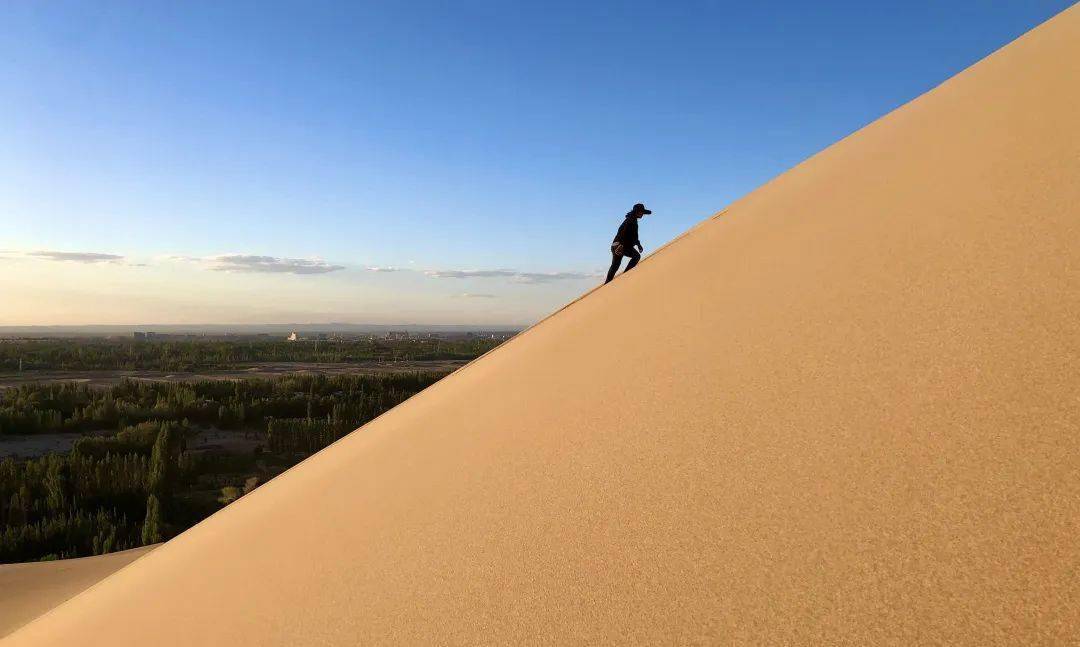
[0,547,153,638]
[10,6,1080,646]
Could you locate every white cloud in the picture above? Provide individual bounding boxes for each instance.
[365,266,404,272]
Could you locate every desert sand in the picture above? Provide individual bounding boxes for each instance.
[0,547,153,638]
[8,5,1080,645]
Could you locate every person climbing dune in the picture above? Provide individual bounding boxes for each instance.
[605,202,651,283]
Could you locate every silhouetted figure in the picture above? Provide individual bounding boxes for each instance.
[605,203,651,283]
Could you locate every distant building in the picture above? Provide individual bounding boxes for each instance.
[287,332,299,342]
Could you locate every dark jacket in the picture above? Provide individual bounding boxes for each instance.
[612,215,640,248]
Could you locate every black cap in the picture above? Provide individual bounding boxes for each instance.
[632,203,652,215]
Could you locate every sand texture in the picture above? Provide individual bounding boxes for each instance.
[0,547,153,638]
[8,5,1080,645]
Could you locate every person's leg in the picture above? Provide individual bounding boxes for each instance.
[605,253,623,283]
[623,248,641,272]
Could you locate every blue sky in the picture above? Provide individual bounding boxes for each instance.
[0,1,1072,325]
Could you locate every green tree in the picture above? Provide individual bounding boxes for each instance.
[141,494,163,544]
[147,424,179,499]
[44,459,73,514]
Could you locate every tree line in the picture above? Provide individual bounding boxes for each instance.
[0,337,502,372]
[0,373,442,436]
[0,372,444,562]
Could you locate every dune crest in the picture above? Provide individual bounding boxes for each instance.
[0,547,153,638]
[9,5,1080,645]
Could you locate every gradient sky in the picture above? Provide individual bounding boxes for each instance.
[1,0,1072,326]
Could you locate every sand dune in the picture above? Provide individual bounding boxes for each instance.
[0,547,153,638]
[8,5,1080,645]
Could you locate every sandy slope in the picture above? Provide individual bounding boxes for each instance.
[0,547,153,638]
[9,6,1080,645]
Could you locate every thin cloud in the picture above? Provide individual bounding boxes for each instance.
[425,269,517,279]
[207,254,345,275]
[425,268,593,283]
[513,271,594,284]
[365,266,404,272]
[19,250,149,267]
[29,251,125,263]
[165,253,344,274]
[453,293,497,299]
